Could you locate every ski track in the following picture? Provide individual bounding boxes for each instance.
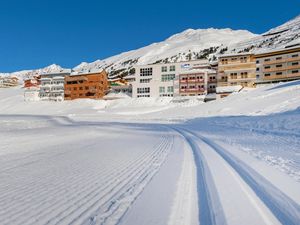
[0,118,174,225]
[1,114,300,225]
[172,126,300,225]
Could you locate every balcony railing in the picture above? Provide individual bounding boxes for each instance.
[208,79,217,83]
[262,56,300,65]
[179,79,205,83]
[263,72,300,80]
[180,88,205,93]
[263,64,300,73]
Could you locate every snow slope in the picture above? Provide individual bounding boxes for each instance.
[73,28,256,77]
[0,80,300,225]
[229,15,300,53]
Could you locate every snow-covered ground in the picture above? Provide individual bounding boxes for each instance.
[1,80,300,225]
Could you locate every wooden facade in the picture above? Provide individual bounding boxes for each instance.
[255,47,300,84]
[64,70,109,100]
[218,53,256,88]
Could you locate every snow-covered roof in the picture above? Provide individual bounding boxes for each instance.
[216,85,243,93]
[218,52,254,58]
[70,69,105,76]
[179,68,216,75]
[255,45,300,57]
[52,76,65,80]
[40,70,71,77]
[40,77,52,81]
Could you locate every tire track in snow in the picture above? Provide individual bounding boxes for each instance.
[183,128,300,225]
[171,127,226,225]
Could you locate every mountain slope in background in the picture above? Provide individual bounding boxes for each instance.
[1,15,300,81]
[230,15,300,53]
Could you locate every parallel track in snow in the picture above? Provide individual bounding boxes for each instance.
[0,126,174,225]
[170,126,300,225]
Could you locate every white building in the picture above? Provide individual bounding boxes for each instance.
[132,60,211,98]
[39,71,70,101]
[0,76,19,88]
[24,87,40,101]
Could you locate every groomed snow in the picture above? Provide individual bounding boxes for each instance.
[1,80,300,225]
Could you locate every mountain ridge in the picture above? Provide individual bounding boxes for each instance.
[1,15,299,81]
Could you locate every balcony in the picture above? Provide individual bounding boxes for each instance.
[263,64,300,73]
[179,79,204,83]
[263,72,300,80]
[262,56,300,65]
[208,79,217,83]
[180,88,205,93]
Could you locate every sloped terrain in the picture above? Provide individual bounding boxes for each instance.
[1,80,300,225]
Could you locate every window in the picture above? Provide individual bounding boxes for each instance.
[265,73,271,77]
[137,94,150,98]
[230,73,237,79]
[169,65,176,72]
[221,59,228,64]
[256,60,260,64]
[137,87,150,94]
[159,87,165,93]
[264,58,271,62]
[276,64,283,68]
[79,87,83,90]
[167,86,174,93]
[161,74,175,82]
[161,66,167,72]
[140,68,153,76]
[276,72,282,75]
[276,57,282,60]
[256,68,260,71]
[85,86,89,90]
[241,72,248,79]
[292,70,299,74]
[140,78,151,83]
[292,54,299,58]
[240,56,247,63]
[292,62,299,66]
[264,66,271,69]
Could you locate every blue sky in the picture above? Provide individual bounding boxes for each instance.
[0,0,299,72]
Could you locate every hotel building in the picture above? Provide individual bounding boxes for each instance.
[217,53,256,98]
[175,68,217,97]
[64,70,108,100]
[255,47,300,85]
[132,60,212,98]
[39,72,69,101]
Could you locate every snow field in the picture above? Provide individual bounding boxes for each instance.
[0,118,179,225]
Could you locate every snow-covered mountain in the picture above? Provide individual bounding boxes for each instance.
[229,15,300,53]
[0,64,68,83]
[1,14,300,81]
[74,28,256,79]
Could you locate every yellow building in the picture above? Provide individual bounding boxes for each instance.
[255,47,300,85]
[217,53,256,98]
[218,53,256,88]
